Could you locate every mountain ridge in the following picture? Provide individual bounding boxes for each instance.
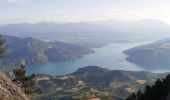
[32,66,168,100]
[0,35,94,65]
[1,19,170,46]
[123,37,170,69]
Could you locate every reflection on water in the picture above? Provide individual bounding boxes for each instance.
[27,42,152,76]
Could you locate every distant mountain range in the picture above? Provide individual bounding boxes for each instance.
[32,66,168,100]
[124,38,170,69]
[0,35,94,65]
[1,19,170,47]
[0,22,116,48]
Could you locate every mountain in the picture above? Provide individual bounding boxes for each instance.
[0,22,118,48]
[32,66,168,100]
[123,38,170,69]
[0,70,28,100]
[0,35,94,65]
[1,19,170,47]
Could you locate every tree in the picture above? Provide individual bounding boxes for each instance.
[136,90,144,100]
[0,35,6,57]
[126,74,170,100]
[12,65,35,94]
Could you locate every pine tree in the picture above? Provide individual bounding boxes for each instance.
[136,90,144,100]
[126,74,170,100]
[126,93,137,100]
[0,35,6,57]
[12,65,35,94]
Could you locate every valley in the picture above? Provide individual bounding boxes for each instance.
[2,1,170,100]
[25,41,149,76]
[0,35,151,76]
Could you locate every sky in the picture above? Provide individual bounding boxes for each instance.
[1,0,170,24]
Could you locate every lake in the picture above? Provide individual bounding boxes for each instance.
[27,42,151,76]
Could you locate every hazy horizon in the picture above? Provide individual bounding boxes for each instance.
[0,18,169,26]
[1,0,170,24]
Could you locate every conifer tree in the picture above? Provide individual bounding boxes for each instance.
[0,35,6,57]
[126,74,170,100]
[13,65,35,94]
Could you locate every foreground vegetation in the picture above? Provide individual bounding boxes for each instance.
[12,65,35,94]
[127,74,170,100]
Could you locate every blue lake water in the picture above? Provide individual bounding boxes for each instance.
[27,42,151,76]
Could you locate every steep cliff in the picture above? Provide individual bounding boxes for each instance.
[0,70,28,100]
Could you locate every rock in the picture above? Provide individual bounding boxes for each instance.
[0,70,29,100]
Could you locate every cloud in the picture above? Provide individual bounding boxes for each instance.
[7,0,31,3]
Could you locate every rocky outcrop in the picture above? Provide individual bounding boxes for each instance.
[0,70,28,100]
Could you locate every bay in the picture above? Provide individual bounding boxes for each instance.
[27,42,150,76]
